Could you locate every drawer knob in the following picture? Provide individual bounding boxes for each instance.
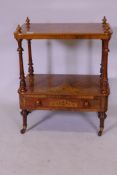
[84,100,89,108]
[36,100,42,106]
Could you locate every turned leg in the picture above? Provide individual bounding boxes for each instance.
[98,112,107,136]
[20,110,29,134]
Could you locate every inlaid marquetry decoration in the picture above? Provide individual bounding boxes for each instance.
[49,99,78,108]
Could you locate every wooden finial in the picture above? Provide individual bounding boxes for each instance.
[102,16,111,34]
[102,16,107,25]
[16,25,22,33]
[26,17,30,26]
[104,23,110,34]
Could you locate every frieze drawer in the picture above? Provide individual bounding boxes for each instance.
[20,96,101,111]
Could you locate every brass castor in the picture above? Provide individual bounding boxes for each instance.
[20,126,27,134]
[98,128,103,136]
[98,131,102,136]
[98,129,103,136]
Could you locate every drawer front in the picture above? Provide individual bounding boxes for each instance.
[20,96,101,111]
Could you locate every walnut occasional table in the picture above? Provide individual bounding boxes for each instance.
[14,17,112,136]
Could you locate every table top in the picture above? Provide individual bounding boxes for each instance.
[14,17,112,40]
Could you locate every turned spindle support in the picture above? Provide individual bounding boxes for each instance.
[101,39,109,94]
[17,39,26,92]
[27,40,34,76]
[100,40,104,79]
[101,17,111,94]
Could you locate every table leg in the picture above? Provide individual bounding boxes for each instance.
[20,110,29,134]
[98,112,107,136]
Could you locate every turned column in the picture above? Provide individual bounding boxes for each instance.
[25,17,34,76]
[100,40,104,79]
[27,39,34,76]
[101,39,109,94]
[101,16,111,95]
[17,39,26,92]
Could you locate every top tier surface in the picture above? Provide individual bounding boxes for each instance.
[14,17,112,40]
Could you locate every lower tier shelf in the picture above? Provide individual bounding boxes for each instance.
[19,74,109,111]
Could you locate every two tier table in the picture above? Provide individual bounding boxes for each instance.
[14,17,112,136]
